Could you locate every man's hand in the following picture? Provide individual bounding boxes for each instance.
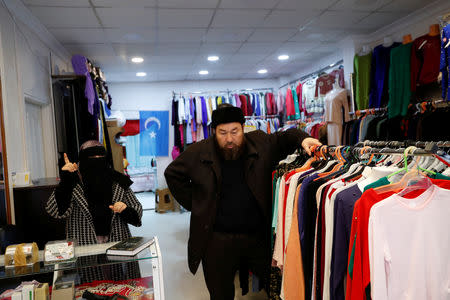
[109,202,127,213]
[301,137,322,156]
[62,153,78,172]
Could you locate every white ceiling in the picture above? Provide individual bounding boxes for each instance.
[22,0,433,82]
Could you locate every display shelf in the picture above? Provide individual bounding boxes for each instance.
[0,236,165,300]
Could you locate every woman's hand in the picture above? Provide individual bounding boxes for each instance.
[301,137,322,156]
[62,153,78,172]
[109,201,127,213]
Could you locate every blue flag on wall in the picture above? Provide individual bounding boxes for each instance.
[139,111,169,156]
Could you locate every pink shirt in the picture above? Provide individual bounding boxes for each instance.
[368,184,450,300]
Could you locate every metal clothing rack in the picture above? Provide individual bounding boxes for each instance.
[324,141,450,158]
[244,114,279,119]
[172,87,274,99]
[349,107,387,116]
[278,59,344,89]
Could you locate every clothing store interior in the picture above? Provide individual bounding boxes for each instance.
[0,0,449,299]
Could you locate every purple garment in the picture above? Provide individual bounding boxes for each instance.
[71,55,95,115]
[330,184,362,300]
[235,94,241,108]
[201,97,209,138]
[190,97,196,132]
[369,43,400,108]
[297,173,319,251]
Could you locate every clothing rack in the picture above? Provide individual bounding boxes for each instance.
[171,87,274,99]
[323,141,450,158]
[278,59,344,89]
[349,107,387,116]
[244,114,279,119]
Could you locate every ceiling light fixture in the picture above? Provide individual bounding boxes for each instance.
[329,63,335,67]
[199,70,209,75]
[131,57,144,63]
[136,72,147,77]
[258,69,268,74]
[207,55,219,62]
[278,55,289,61]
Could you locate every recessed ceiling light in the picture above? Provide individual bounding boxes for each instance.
[207,55,219,62]
[278,55,289,61]
[131,57,144,63]
[258,69,268,74]
[329,63,335,67]
[199,70,209,75]
[136,72,147,77]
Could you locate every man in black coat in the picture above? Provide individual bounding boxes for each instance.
[164,104,321,300]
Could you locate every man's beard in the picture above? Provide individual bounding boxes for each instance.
[215,137,245,160]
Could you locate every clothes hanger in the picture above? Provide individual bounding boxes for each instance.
[374,147,434,193]
[317,146,344,178]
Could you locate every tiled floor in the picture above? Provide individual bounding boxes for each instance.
[131,209,268,300]
[135,191,156,210]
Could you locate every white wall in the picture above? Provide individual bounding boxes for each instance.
[109,79,278,189]
[0,0,71,223]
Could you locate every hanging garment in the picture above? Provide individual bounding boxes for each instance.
[315,74,336,98]
[440,24,450,101]
[354,53,372,110]
[286,88,296,120]
[369,43,401,108]
[324,89,350,146]
[388,43,413,118]
[292,88,301,120]
[411,33,441,91]
[368,184,450,300]
[240,94,248,115]
[329,68,345,89]
[201,97,209,139]
[235,94,241,108]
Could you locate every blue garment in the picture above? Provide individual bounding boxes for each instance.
[330,185,362,300]
[190,97,196,132]
[297,173,319,251]
[201,97,208,138]
[440,24,450,101]
[255,94,261,116]
[369,43,401,108]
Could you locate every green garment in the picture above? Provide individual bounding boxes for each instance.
[292,88,301,120]
[348,234,357,279]
[363,176,390,192]
[429,172,450,180]
[376,118,387,139]
[388,43,412,118]
[354,53,372,110]
[272,177,281,230]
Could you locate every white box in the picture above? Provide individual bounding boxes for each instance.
[11,291,22,300]
[22,284,34,300]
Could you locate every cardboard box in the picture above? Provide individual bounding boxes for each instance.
[35,283,49,300]
[51,281,74,300]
